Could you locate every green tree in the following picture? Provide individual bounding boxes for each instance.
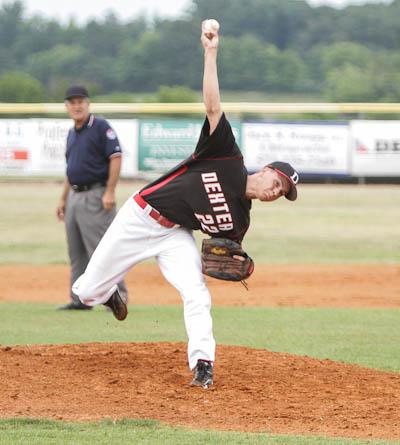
[322,43,400,102]
[0,1,23,49]
[81,13,126,57]
[13,17,64,63]
[324,64,375,102]
[219,35,270,90]
[0,71,44,102]
[117,31,165,91]
[0,1,23,73]
[334,2,400,50]
[27,44,87,85]
[267,50,307,92]
[2,0,400,98]
[118,20,201,91]
[48,77,71,101]
[191,0,311,50]
[368,51,400,101]
[295,6,339,50]
[156,85,198,102]
[321,42,372,75]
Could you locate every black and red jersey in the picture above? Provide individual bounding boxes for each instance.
[140,113,251,241]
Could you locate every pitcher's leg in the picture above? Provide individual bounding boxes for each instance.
[157,229,216,370]
[73,198,150,306]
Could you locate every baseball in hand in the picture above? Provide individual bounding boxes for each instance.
[203,19,220,33]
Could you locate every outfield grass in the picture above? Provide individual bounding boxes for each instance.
[1,302,399,372]
[0,182,399,264]
[1,419,397,445]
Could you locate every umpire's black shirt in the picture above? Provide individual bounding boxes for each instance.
[141,113,251,241]
[66,114,122,185]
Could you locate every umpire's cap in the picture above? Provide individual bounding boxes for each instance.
[268,161,299,201]
[65,85,89,100]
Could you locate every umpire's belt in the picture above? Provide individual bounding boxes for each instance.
[133,194,178,229]
[71,182,106,192]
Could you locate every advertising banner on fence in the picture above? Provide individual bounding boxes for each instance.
[0,118,138,177]
[0,120,34,173]
[350,120,400,176]
[108,119,138,177]
[138,119,241,172]
[30,119,70,173]
[243,122,349,175]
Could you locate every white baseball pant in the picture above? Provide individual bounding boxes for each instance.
[72,193,216,370]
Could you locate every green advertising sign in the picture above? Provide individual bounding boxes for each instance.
[138,119,241,172]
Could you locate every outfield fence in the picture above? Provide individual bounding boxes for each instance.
[0,103,399,179]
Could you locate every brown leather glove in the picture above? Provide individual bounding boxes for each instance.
[201,238,254,282]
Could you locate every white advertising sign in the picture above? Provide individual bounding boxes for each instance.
[350,120,400,176]
[0,120,34,173]
[243,122,349,175]
[0,118,139,177]
[30,119,70,173]
[109,119,138,177]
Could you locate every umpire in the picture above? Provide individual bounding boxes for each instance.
[56,85,128,310]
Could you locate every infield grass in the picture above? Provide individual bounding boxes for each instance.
[1,302,399,372]
[0,182,399,264]
[1,418,397,445]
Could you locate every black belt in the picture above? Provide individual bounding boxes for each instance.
[71,182,106,192]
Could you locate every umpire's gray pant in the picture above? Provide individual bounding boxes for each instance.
[65,185,128,303]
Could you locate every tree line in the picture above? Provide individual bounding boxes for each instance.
[1,0,400,102]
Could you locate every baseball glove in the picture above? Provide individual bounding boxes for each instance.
[201,238,254,282]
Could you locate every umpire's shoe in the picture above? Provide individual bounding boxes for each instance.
[103,288,127,321]
[190,359,213,389]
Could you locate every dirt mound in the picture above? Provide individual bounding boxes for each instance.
[1,342,399,440]
[1,264,399,307]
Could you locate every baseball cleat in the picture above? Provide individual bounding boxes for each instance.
[103,288,127,321]
[190,359,213,389]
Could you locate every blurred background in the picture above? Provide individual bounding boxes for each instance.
[0,0,399,103]
[0,0,399,182]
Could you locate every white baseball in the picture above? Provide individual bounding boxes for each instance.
[204,19,220,33]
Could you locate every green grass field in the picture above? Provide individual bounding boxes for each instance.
[2,418,397,445]
[1,303,399,372]
[0,182,399,264]
[1,418,396,445]
[0,182,399,444]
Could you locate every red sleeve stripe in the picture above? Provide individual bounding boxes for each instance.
[140,166,189,197]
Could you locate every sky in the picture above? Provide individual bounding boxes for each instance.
[0,0,393,23]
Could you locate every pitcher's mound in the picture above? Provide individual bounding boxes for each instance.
[1,342,399,440]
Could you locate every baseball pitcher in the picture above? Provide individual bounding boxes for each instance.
[72,20,299,389]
